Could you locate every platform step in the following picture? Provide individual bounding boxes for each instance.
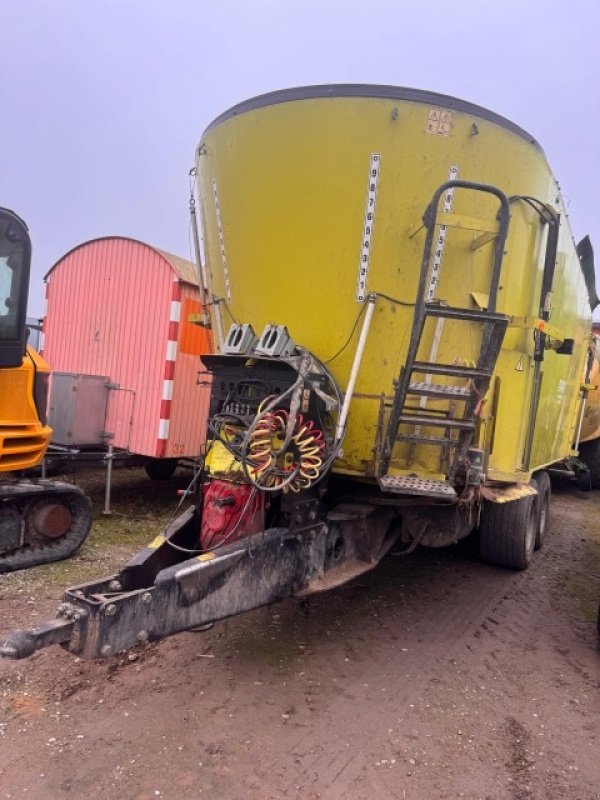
[396,433,456,446]
[397,413,475,431]
[412,361,490,379]
[407,381,471,399]
[378,475,457,499]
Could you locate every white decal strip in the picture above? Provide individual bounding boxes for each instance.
[169,300,181,323]
[356,153,381,302]
[212,178,232,303]
[165,340,178,362]
[157,419,170,440]
[162,380,174,401]
[426,164,459,301]
[414,165,461,436]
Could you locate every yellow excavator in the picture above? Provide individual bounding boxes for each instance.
[0,207,92,571]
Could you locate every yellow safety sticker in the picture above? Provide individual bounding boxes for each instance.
[147,534,166,550]
[426,108,452,136]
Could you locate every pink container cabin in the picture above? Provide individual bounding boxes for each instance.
[42,237,212,475]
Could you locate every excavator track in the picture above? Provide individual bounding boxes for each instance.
[0,480,93,572]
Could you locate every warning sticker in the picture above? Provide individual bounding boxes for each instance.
[426,108,452,136]
[515,356,524,372]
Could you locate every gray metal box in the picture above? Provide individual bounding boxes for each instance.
[49,373,109,446]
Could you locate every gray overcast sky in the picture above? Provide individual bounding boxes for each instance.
[2,0,599,317]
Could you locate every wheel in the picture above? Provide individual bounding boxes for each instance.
[531,470,551,550]
[479,494,536,570]
[144,458,179,481]
[577,439,600,488]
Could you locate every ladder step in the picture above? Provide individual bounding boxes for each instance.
[378,475,457,499]
[412,361,490,379]
[424,304,509,324]
[407,381,471,399]
[398,413,475,431]
[397,433,456,446]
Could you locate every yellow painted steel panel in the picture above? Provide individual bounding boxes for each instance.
[0,347,51,471]
[579,340,600,443]
[196,88,591,484]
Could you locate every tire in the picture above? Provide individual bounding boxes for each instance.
[577,439,600,488]
[531,470,551,551]
[144,458,179,481]
[479,494,536,570]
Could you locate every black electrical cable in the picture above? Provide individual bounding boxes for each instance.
[509,195,557,225]
[163,358,340,550]
[374,291,417,308]
[159,438,262,556]
[325,292,416,366]
[299,352,344,476]
[230,378,271,406]
[222,299,240,326]
[323,302,367,364]
[159,450,210,555]
[163,484,260,556]
[206,413,260,468]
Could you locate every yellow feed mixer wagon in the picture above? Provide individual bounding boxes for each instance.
[2,86,597,661]
[576,322,600,485]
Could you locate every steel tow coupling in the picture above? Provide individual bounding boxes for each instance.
[0,524,323,660]
[0,503,330,660]
[0,605,81,659]
[0,498,399,661]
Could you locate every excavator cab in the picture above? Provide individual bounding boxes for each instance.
[0,207,31,368]
[0,207,52,472]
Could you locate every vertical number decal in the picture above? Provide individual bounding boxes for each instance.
[426,164,459,301]
[212,178,232,302]
[356,153,381,302]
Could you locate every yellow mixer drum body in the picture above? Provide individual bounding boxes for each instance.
[196,86,592,487]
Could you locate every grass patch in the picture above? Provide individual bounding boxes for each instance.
[0,466,194,596]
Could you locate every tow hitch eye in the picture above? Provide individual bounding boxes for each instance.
[0,617,76,659]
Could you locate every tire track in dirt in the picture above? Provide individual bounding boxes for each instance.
[263,498,600,800]
[1,484,599,800]
[267,554,519,798]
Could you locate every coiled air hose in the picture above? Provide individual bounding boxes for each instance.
[247,407,325,493]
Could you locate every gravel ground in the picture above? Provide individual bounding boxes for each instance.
[0,469,599,799]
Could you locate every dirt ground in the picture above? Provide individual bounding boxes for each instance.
[0,469,599,800]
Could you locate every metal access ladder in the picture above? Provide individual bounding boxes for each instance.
[379,180,511,497]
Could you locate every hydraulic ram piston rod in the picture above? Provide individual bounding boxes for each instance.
[335,294,377,445]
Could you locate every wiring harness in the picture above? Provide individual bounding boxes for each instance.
[206,349,342,494]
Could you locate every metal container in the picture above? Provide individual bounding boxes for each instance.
[196,85,592,485]
[48,373,109,446]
